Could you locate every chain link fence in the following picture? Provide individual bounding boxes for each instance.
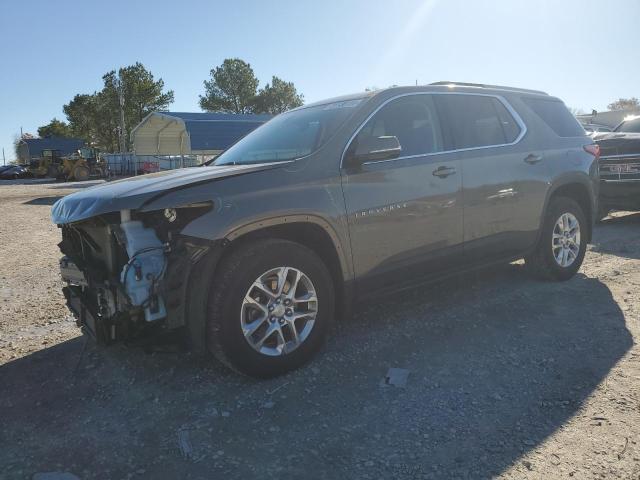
[103,154,216,177]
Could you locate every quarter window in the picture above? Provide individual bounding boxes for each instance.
[522,97,585,137]
[348,95,444,159]
[434,95,521,149]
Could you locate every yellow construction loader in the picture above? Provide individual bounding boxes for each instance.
[32,148,105,181]
[31,149,63,178]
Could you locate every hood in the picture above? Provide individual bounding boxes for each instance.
[594,132,640,157]
[51,162,286,225]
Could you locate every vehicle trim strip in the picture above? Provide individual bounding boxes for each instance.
[600,179,640,183]
[599,154,640,159]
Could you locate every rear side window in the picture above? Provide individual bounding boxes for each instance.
[522,97,585,137]
[434,95,521,150]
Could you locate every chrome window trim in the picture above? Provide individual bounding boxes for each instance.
[340,91,528,168]
[600,179,640,183]
[600,154,640,160]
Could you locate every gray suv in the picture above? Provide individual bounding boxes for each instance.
[52,82,599,377]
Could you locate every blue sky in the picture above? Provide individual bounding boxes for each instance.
[1,0,638,161]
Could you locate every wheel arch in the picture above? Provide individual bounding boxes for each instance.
[223,216,352,299]
[542,177,595,243]
[182,216,354,353]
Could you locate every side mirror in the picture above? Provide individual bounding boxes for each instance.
[345,135,402,168]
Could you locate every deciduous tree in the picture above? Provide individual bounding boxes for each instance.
[37,118,73,138]
[199,58,260,113]
[607,97,639,111]
[63,63,174,151]
[253,76,304,114]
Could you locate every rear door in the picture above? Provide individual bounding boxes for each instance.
[434,93,546,262]
[340,94,464,294]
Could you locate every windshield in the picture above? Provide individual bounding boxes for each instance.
[212,98,364,165]
[615,117,640,133]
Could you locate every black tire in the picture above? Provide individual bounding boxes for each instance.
[46,165,59,178]
[525,196,587,281]
[207,239,335,378]
[73,165,90,181]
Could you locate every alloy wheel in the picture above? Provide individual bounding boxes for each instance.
[240,267,318,356]
[552,212,581,268]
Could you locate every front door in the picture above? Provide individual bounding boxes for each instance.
[340,94,463,295]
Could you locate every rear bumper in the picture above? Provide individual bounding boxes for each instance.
[599,180,640,211]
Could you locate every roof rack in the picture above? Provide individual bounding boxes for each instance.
[429,81,548,96]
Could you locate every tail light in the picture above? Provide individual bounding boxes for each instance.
[583,144,600,159]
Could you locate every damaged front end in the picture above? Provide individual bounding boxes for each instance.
[57,205,212,345]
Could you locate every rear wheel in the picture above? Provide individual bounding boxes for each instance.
[207,239,335,378]
[525,196,587,281]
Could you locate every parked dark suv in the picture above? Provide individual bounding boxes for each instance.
[594,115,640,218]
[52,82,599,377]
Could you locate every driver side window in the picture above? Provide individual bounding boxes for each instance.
[350,95,444,159]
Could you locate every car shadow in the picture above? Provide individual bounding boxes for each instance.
[591,211,640,260]
[23,196,64,206]
[0,265,631,479]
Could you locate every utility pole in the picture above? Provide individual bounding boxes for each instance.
[2,148,5,166]
[116,71,127,153]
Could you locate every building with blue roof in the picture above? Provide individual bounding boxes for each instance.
[17,137,85,163]
[131,111,273,156]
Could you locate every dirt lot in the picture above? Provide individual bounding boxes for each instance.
[0,180,639,480]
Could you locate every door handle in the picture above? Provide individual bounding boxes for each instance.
[524,154,543,165]
[432,166,457,178]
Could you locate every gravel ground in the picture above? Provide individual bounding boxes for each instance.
[0,180,639,480]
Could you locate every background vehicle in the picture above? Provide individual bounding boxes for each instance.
[0,165,32,180]
[611,115,640,133]
[582,123,612,135]
[594,116,640,218]
[61,147,106,181]
[32,147,106,181]
[32,149,64,178]
[52,83,598,377]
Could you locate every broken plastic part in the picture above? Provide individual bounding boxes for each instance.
[119,210,167,322]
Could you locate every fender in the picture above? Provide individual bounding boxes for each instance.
[223,213,354,283]
[179,214,356,348]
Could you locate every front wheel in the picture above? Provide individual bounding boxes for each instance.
[525,196,587,281]
[207,239,335,378]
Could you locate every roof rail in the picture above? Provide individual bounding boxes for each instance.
[429,81,548,96]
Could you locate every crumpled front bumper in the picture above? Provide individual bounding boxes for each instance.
[63,285,106,343]
[60,257,128,344]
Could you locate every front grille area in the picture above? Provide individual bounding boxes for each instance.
[61,222,128,276]
[598,156,640,182]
